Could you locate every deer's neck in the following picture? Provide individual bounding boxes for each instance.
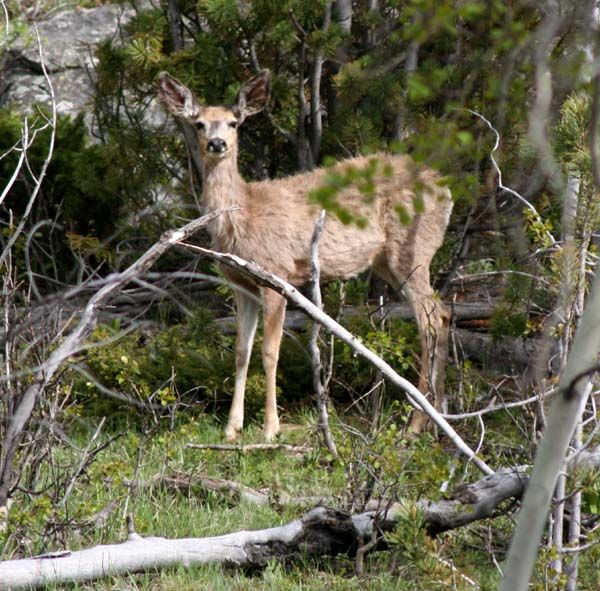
[202,153,247,212]
[201,153,247,249]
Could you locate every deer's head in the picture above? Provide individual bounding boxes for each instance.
[157,71,270,160]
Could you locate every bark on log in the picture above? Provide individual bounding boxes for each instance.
[453,328,542,373]
[0,467,527,590]
[416,466,528,535]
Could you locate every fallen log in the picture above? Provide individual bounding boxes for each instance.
[416,466,527,535]
[0,467,527,590]
[454,328,541,373]
[125,472,336,508]
[186,442,312,454]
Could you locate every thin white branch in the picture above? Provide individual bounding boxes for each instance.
[442,390,555,420]
[566,399,600,466]
[560,539,600,554]
[0,25,56,269]
[0,0,9,45]
[0,121,28,208]
[474,414,485,458]
[309,210,337,457]
[466,109,556,246]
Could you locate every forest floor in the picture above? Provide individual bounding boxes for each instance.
[3,289,600,590]
[3,408,518,591]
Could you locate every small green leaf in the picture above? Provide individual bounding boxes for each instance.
[395,204,412,226]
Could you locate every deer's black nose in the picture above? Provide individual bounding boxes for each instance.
[207,138,227,153]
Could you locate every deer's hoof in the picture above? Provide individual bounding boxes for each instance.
[263,421,280,442]
[225,423,241,442]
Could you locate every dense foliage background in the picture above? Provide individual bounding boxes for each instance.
[2,1,600,589]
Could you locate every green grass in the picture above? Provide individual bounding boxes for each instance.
[0,408,487,589]
[4,404,600,590]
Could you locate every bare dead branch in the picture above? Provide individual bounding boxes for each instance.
[0,120,28,208]
[309,210,338,457]
[186,443,312,454]
[125,472,271,506]
[0,25,57,269]
[309,2,332,162]
[467,109,556,246]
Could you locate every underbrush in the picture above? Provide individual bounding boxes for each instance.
[3,311,600,590]
[1,410,506,591]
[4,399,600,589]
[71,306,420,425]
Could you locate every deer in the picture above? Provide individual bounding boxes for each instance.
[157,69,453,442]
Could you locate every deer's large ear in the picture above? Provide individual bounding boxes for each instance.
[156,72,202,120]
[233,70,270,123]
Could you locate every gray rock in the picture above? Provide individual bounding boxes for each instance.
[1,2,149,119]
[11,4,140,71]
[3,69,95,117]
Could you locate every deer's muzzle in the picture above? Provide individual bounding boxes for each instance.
[207,138,227,153]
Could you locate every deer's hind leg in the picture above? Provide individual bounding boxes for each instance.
[262,288,286,441]
[379,260,450,433]
[225,286,260,442]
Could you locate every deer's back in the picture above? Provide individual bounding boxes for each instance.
[226,153,452,285]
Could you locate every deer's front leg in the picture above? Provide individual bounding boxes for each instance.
[262,289,286,441]
[225,288,260,441]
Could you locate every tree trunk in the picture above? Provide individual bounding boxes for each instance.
[499,255,600,590]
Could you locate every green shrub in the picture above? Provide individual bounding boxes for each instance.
[74,309,235,419]
[490,306,529,339]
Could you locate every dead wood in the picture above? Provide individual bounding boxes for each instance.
[415,466,528,535]
[454,328,542,373]
[0,467,527,589]
[214,301,500,334]
[124,472,334,508]
[0,210,229,508]
[186,442,312,454]
[126,472,271,506]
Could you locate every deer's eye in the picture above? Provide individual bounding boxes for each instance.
[228,121,238,129]
[196,121,206,131]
